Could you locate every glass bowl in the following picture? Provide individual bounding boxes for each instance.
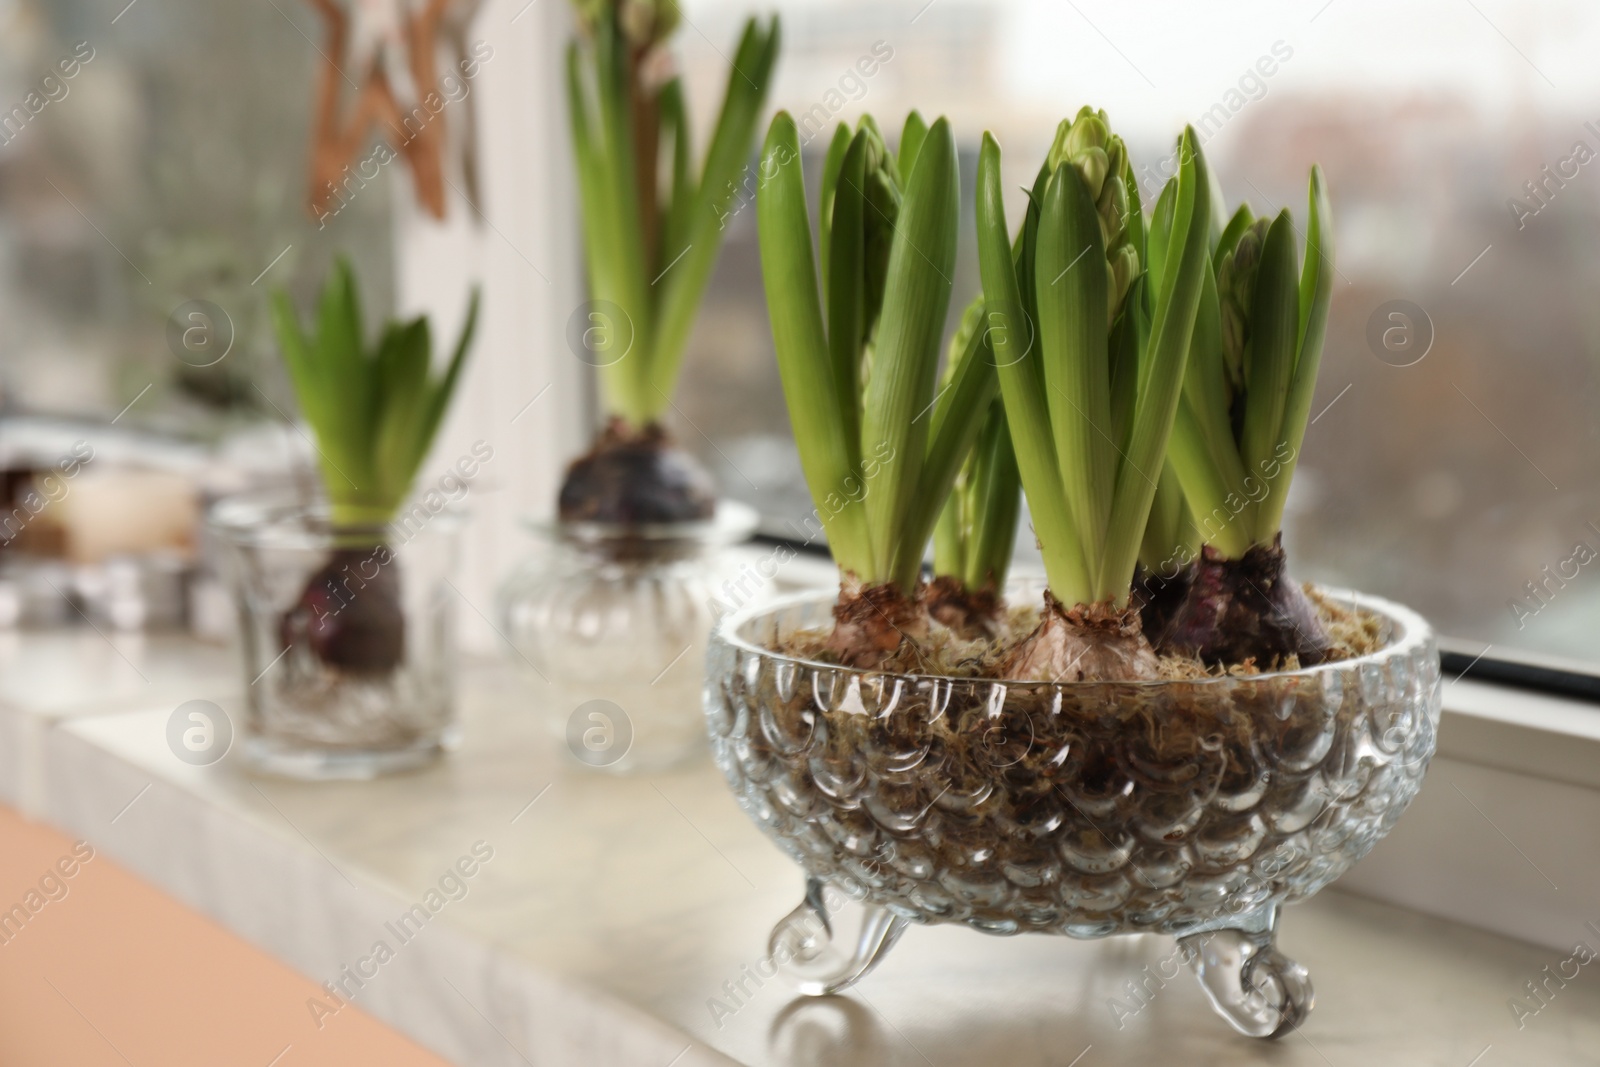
[704,583,1440,1037]
[499,500,758,773]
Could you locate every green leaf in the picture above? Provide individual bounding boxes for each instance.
[818,121,851,295]
[1257,164,1334,537]
[1238,210,1300,489]
[858,115,959,583]
[756,112,873,577]
[1121,153,1147,279]
[859,138,900,353]
[962,402,1022,590]
[270,292,325,433]
[898,110,928,179]
[1169,265,1257,554]
[1213,202,1256,271]
[272,267,477,528]
[372,317,432,502]
[1146,179,1176,307]
[894,295,998,587]
[932,478,965,582]
[658,78,694,268]
[313,259,371,483]
[1108,273,1148,453]
[1166,399,1252,558]
[1035,160,1114,583]
[975,132,1090,603]
[409,286,481,483]
[646,15,780,417]
[825,130,869,466]
[593,8,655,425]
[1099,126,1212,602]
[566,43,607,299]
[1139,460,1196,574]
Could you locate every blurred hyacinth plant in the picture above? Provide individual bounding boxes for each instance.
[271,259,478,532]
[566,0,779,429]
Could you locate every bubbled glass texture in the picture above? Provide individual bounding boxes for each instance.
[706,590,1440,938]
[502,538,718,771]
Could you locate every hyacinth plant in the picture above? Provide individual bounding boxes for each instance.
[1156,167,1336,666]
[562,0,779,524]
[270,259,478,673]
[928,297,1021,640]
[975,111,1212,681]
[759,110,1004,668]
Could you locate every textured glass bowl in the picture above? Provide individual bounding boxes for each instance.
[705,585,1440,1037]
[211,493,462,779]
[499,501,758,773]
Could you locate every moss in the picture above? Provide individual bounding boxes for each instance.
[776,583,1384,681]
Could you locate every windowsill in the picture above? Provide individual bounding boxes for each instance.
[2,619,1599,1063]
[1438,674,1600,791]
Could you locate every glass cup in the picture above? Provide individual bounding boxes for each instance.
[210,493,463,778]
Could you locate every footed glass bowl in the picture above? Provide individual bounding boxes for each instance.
[704,586,1440,1038]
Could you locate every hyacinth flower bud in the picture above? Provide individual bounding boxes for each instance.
[1217,216,1270,395]
[618,0,680,46]
[1045,107,1138,326]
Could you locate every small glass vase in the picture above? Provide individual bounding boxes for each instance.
[210,493,462,779]
[705,582,1440,1038]
[499,501,758,774]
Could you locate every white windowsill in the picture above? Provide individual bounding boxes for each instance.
[1437,674,1600,791]
[2,615,1599,1064]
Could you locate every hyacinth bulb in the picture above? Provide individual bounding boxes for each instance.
[280,546,406,675]
[558,418,717,524]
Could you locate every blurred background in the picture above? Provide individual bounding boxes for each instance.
[2,0,1597,665]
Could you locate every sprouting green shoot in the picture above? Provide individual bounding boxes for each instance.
[933,297,1021,592]
[758,110,997,591]
[565,3,779,429]
[975,114,1213,609]
[271,258,479,529]
[1139,462,1199,578]
[1165,165,1334,558]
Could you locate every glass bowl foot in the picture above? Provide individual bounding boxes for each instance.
[1179,905,1314,1038]
[768,877,909,996]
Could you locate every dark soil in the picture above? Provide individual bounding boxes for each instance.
[558,419,716,525]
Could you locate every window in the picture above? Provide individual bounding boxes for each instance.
[0,0,392,430]
[668,0,1600,669]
